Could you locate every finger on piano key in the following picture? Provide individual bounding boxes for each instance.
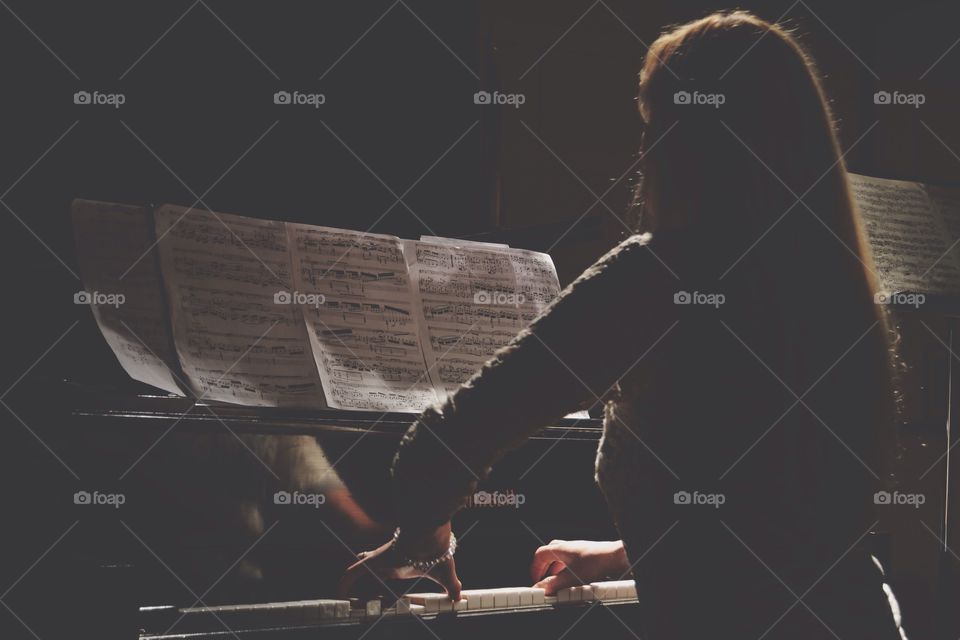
[404,592,455,613]
[406,587,546,612]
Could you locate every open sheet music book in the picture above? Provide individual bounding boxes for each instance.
[72,200,564,413]
[850,172,960,297]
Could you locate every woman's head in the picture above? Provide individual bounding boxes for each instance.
[636,11,848,238]
[633,11,897,492]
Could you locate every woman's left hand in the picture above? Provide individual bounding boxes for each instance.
[338,522,462,601]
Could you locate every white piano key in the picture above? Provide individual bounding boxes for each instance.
[410,604,426,615]
[588,580,636,600]
[580,585,594,602]
[557,588,571,603]
[589,582,611,600]
[365,599,381,617]
[405,593,454,613]
[396,599,411,615]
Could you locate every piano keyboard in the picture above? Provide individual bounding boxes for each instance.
[405,580,637,613]
[169,580,637,629]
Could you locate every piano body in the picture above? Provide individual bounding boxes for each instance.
[7,376,643,639]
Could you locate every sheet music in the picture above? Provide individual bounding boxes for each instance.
[287,224,438,412]
[72,199,184,395]
[406,240,561,396]
[154,205,326,406]
[928,183,960,247]
[420,235,509,249]
[849,173,960,294]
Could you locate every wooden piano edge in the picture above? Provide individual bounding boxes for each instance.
[62,382,604,440]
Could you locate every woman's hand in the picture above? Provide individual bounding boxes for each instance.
[338,522,462,601]
[530,539,628,594]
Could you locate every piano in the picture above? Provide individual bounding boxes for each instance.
[5,375,642,639]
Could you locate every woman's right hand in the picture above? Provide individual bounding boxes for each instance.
[530,539,629,594]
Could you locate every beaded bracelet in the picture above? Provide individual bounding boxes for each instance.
[391,528,457,573]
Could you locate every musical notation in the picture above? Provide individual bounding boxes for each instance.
[407,240,562,390]
[166,213,289,253]
[173,252,289,289]
[75,199,564,413]
[156,205,327,408]
[289,224,439,412]
[851,173,960,294]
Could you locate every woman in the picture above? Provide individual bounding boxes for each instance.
[341,11,904,639]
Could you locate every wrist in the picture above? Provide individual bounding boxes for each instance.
[594,540,628,576]
[607,540,629,573]
[394,523,452,560]
[392,525,456,573]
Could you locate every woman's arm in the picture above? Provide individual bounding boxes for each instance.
[391,233,678,539]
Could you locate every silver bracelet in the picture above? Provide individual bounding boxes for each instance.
[391,528,457,573]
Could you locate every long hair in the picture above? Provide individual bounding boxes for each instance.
[634,12,896,519]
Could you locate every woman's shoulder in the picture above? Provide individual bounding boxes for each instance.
[587,231,686,279]
[554,232,683,313]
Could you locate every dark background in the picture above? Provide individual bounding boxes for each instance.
[1,1,959,638]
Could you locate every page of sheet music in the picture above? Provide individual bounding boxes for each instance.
[154,205,326,407]
[406,240,561,396]
[72,199,184,395]
[927,183,960,249]
[287,224,439,412]
[849,173,960,294]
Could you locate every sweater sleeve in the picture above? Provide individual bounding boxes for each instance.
[390,234,676,535]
